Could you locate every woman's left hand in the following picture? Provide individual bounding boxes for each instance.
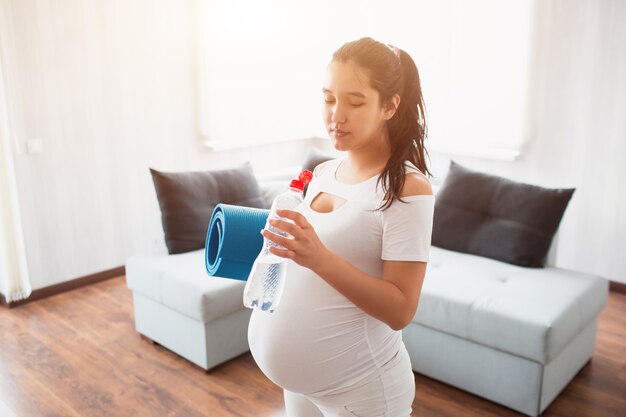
[262,209,329,271]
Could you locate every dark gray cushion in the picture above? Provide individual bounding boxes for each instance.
[432,161,575,267]
[150,162,267,254]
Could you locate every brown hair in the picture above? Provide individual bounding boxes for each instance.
[332,37,431,210]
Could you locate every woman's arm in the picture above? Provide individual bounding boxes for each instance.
[315,253,427,331]
[263,173,432,330]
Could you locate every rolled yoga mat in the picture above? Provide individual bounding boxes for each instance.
[205,203,270,281]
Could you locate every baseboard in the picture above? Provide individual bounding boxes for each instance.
[609,280,626,295]
[1,266,125,308]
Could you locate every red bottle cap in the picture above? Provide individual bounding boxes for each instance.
[289,170,313,192]
[299,170,313,184]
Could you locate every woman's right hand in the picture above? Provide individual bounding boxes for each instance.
[261,209,331,272]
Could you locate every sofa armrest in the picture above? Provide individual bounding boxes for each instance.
[258,180,290,208]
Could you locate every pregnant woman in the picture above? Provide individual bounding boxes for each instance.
[248,37,435,417]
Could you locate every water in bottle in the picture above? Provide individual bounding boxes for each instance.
[243,169,313,312]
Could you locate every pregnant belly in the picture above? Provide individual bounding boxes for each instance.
[248,262,377,395]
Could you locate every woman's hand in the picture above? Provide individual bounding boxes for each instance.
[261,209,329,271]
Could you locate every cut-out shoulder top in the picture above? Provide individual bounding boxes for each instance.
[248,157,435,396]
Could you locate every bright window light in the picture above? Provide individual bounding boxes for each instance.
[197,0,533,159]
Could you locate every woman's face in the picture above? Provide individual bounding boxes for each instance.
[322,61,394,153]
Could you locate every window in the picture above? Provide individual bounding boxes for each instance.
[197,0,533,159]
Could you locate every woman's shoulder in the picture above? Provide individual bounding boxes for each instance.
[400,173,432,197]
[401,162,433,197]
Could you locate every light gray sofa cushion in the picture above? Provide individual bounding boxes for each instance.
[415,247,608,364]
[126,250,246,323]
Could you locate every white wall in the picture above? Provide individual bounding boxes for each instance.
[0,0,314,290]
[0,0,624,291]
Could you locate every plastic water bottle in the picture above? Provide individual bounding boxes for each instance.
[243,169,313,313]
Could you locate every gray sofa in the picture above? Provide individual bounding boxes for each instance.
[126,168,608,416]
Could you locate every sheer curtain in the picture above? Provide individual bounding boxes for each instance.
[0,54,30,303]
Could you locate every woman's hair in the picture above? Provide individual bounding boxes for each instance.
[332,37,431,210]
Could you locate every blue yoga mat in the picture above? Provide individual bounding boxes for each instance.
[205,203,270,281]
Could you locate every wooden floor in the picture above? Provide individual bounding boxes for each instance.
[1,277,625,417]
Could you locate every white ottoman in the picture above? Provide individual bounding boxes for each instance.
[126,249,251,370]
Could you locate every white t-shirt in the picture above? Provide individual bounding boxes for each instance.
[248,157,435,396]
